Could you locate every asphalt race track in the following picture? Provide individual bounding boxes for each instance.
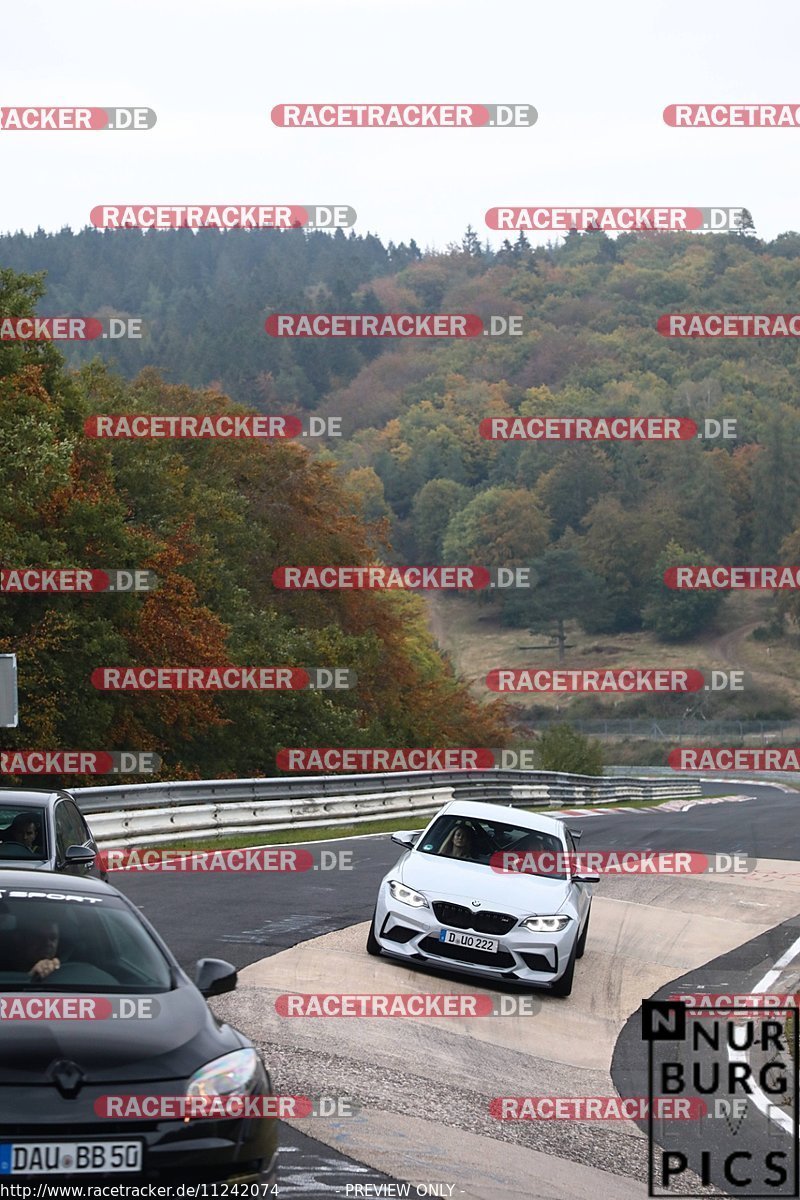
[112,779,800,1198]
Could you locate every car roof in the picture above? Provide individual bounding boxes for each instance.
[0,868,118,897]
[0,788,70,809]
[438,799,567,834]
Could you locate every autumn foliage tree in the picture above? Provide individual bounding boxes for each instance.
[0,271,512,785]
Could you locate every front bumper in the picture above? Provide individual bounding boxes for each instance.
[374,884,577,986]
[0,1085,279,1184]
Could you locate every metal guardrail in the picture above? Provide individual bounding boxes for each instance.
[607,764,800,786]
[530,719,800,742]
[70,771,704,848]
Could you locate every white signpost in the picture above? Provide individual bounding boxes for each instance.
[0,654,18,728]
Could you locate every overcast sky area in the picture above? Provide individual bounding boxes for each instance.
[3,0,798,249]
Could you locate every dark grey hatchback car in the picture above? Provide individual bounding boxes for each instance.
[0,869,278,1184]
[0,789,104,879]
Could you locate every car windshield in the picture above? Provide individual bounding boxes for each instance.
[0,807,48,861]
[415,814,567,879]
[0,894,173,992]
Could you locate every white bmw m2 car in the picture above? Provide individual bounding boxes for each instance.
[366,800,598,997]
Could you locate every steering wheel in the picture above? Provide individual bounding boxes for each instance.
[0,841,36,857]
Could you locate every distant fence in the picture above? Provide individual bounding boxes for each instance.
[530,720,799,742]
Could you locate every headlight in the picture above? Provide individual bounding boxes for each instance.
[187,1048,267,1098]
[522,915,571,933]
[388,879,429,909]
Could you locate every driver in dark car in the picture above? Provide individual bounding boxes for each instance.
[11,920,61,980]
[0,814,39,853]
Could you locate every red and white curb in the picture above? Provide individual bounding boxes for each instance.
[557,795,755,818]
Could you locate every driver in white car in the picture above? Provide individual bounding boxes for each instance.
[439,823,475,860]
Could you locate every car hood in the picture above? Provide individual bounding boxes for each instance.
[399,853,571,915]
[0,983,241,1085]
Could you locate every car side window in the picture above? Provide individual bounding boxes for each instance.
[564,830,580,877]
[65,801,90,845]
[55,801,87,861]
[54,803,71,862]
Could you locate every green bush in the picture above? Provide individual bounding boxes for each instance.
[535,724,604,775]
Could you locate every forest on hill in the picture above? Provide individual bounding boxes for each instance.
[0,226,420,403]
[0,266,510,782]
[6,223,800,645]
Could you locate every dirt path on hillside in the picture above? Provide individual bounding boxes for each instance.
[706,619,764,666]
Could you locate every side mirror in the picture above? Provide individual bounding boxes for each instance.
[65,844,96,866]
[567,828,582,841]
[572,873,600,884]
[391,832,419,850]
[195,958,238,997]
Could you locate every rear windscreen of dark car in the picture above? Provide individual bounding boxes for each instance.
[0,807,48,861]
[0,895,173,992]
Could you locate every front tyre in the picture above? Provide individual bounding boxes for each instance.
[576,903,591,959]
[550,940,577,998]
[366,907,382,957]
